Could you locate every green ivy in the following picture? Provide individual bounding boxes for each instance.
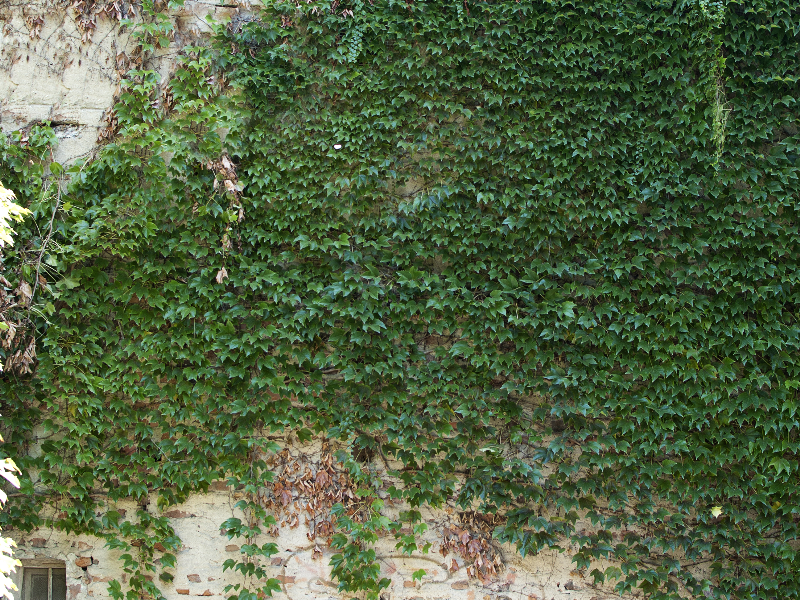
[2,1,799,600]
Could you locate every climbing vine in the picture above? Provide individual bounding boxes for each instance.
[2,1,800,600]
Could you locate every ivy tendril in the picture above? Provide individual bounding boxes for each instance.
[346,0,364,64]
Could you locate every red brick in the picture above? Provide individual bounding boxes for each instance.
[177,590,190,596]
[187,575,201,583]
[451,580,469,590]
[225,545,239,552]
[164,510,193,518]
[75,557,92,568]
[197,591,213,597]
[29,538,47,547]
[403,581,416,588]
[277,576,295,584]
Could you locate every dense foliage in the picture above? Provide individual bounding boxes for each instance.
[1,1,799,599]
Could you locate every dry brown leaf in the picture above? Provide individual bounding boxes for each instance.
[2,321,16,349]
[6,337,36,374]
[17,280,32,306]
[215,267,228,284]
[315,470,330,488]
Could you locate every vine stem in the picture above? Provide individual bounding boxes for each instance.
[29,176,63,304]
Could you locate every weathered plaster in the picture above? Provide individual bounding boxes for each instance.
[0,0,234,164]
[8,438,624,600]
[9,489,621,600]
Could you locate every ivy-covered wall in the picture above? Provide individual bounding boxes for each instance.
[1,1,799,600]
[8,437,615,600]
[0,0,238,163]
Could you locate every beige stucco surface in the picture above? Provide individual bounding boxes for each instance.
[0,0,231,164]
[6,436,626,600]
[9,488,620,600]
